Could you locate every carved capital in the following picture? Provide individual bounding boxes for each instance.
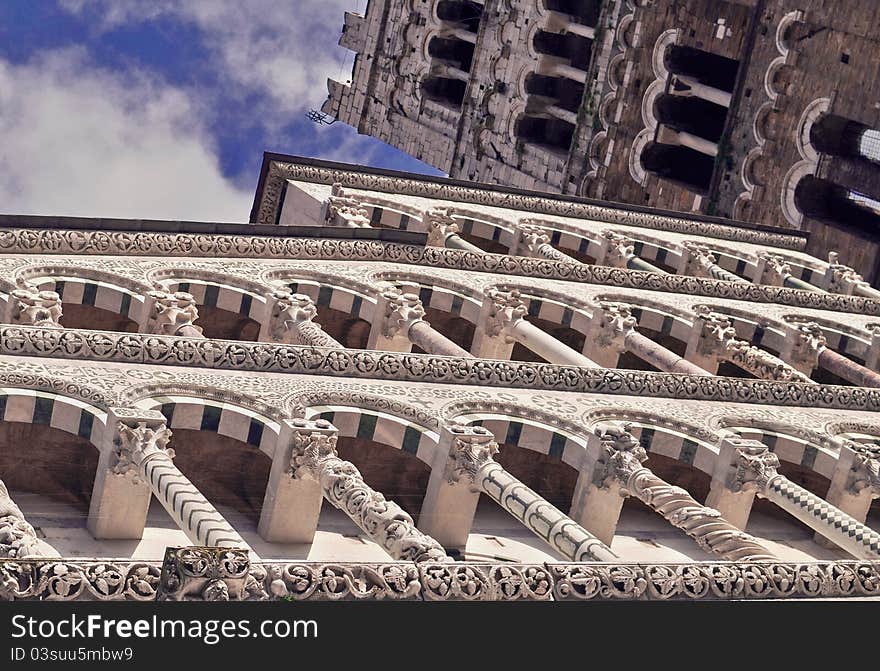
[325,185,370,227]
[287,419,339,480]
[381,288,427,340]
[424,207,460,247]
[825,252,863,295]
[147,290,203,337]
[591,423,648,489]
[786,321,827,370]
[724,339,810,382]
[600,230,635,268]
[516,221,552,256]
[268,290,318,341]
[756,251,791,286]
[729,441,780,493]
[843,442,880,498]
[10,287,63,327]
[680,241,718,277]
[692,305,737,360]
[592,302,636,353]
[444,424,500,488]
[112,421,174,480]
[483,288,527,339]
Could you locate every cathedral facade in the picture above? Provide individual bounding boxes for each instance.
[322,0,880,284]
[0,153,878,601]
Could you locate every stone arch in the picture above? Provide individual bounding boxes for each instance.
[605,228,682,272]
[765,56,795,101]
[775,10,806,57]
[444,209,517,253]
[690,302,787,353]
[779,314,872,363]
[742,146,768,191]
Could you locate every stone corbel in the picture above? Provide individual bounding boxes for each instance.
[424,207,461,248]
[471,288,527,359]
[324,184,371,228]
[262,289,340,347]
[677,241,717,278]
[511,220,552,258]
[685,306,737,374]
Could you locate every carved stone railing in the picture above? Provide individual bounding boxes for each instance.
[2,326,879,413]
[3,549,880,601]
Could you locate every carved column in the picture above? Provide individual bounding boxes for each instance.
[677,242,747,283]
[597,230,666,274]
[587,302,711,375]
[0,478,59,558]
[144,290,204,338]
[91,410,249,549]
[686,307,812,382]
[710,441,880,559]
[260,290,342,347]
[424,207,484,254]
[9,287,63,327]
[288,419,450,563]
[472,288,600,367]
[576,424,777,561]
[324,185,371,228]
[513,220,580,263]
[423,423,617,561]
[818,442,880,545]
[368,287,471,357]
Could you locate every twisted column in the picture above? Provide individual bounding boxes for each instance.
[473,288,599,366]
[0,478,58,558]
[598,230,666,273]
[112,417,248,549]
[590,425,777,561]
[424,207,484,253]
[686,307,813,381]
[586,302,711,374]
[375,287,471,357]
[288,419,450,563]
[9,286,63,327]
[264,290,341,347]
[514,220,580,263]
[145,290,204,338]
[678,242,747,283]
[444,424,618,561]
[727,443,880,560]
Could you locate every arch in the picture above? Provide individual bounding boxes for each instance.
[651,29,679,80]
[493,281,594,336]
[31,275,145,331]
[606,228,682,272]
[779,314,872,362]
[0,387,107,448]
[690,303,787,352]
[722,425,838,481]
[775,10,805,57]
[369,270,482,323]
[597,292,694,344]
[261,271,377,323]
[628,129,652,185]
[154,275,269,334]
[446,210,517,252]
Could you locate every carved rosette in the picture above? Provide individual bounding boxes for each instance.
[729,443,781,493]
[600,230,635,268]
[112,422,175,482]
[147,290,203,337]
[10,287,62,327]
[592,302,636,353]
[158,546,251,601]
[380,288,427,340]
[483,288,527,340]
[444,424,500,490]
[288,420,449,564]
[424,207,460,247]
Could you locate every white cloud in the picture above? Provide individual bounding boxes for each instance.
[59,0,366,121]
[0,49,252,221]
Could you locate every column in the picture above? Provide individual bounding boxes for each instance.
[89,409,249,549]
[781,321,880,387]
[8,286,63,327]
[543,61,588,83]
[424,207,485,253]
[368,287,471,356]
[586,302,712,375]
[672,74,732,108]
[817,441,880,545]
[657,126,718,157]
[287,419,450,563]
[432,62,470,82]
[574,424,777,560]
[685,307,812,382]
[0,478,59,558]
[472,288,600,367]
[597,231,666,274]
[144,290,204,338]
[512,221,580,264]
[866,328,880,372]
[422,423,617,561]
[709,440,880,559]
[678,242,748,283]
[260,290,342,347]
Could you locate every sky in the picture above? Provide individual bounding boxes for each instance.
[0,0,443,222]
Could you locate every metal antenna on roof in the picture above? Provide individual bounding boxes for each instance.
[307,110,337,126]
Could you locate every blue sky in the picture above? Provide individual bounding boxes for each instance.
[0,0,442,222]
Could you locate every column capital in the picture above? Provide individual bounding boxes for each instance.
[755,251,791,286]
[679,241,718,277]
[10,286,63,327]
[691,305,737,361]
[112,418,174,481]
[784,321,827,371]
[515,220,552,256]
[825,252,864,295]
[592,301,636,353]
[444,424,499,489]
[286,418,339,480]
[483,288,527,339]
[267,290,318,341]
[591,423,647,489]
[599,230,635,268]
[842,442,880,498]
[325,186,370,227]
[424,207,460,247]
[728,440,780,493]
[147,290,203,336]
[380,288,427,340]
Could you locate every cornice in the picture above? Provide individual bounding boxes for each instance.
[2,326,878,413]
[0,228,869,314]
